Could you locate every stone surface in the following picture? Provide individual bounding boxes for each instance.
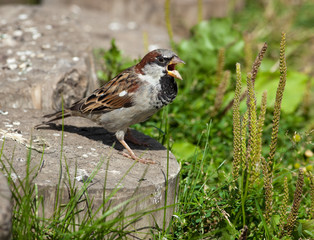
[0,4,174,112]
[0,4,181,237]
[0,171,12,240]
[48,3,175,58]
[53,0,245,37]
[0,5,98,111]
[1,1,245,60]
[0,108,180,235]
[42,0,244,57]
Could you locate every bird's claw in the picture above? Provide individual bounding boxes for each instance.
[121,152,156,164]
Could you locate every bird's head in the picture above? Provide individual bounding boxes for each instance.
[135,49,185,84]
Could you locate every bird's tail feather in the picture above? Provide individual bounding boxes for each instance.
[35,110,72,128]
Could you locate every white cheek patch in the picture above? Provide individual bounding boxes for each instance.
[119,90,127,97]
[140,63,165,86]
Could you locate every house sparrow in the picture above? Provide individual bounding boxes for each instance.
[36,49,184,164]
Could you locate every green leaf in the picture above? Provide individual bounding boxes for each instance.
[254,70,309,113]
[172,141,200,159]
[299,219,314,237]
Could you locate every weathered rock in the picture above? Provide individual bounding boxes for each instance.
[0,4,181,237]
[0,4,175,111]
[0,5,98,111]
[43,3,175,58]
[0,171,12,240]
[56,0,245,37]
[0,108,180,236]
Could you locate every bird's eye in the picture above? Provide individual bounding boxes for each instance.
[157,56,165,63]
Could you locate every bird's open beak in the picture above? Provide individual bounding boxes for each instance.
[167,56,185,80]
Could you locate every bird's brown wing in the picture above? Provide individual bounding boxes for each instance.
[71,69,140,114]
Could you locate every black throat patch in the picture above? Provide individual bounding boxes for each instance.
[155,74,178,109]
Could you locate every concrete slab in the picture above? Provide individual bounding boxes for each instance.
[0,108,180,237]
[0,5,98,111]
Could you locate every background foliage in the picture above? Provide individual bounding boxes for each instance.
[96,0,313,238]
[1,0,312,239]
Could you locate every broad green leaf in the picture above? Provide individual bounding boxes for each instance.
[172,141,201,159]
[255,71,309,113]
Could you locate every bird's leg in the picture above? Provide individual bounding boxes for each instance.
[125,128,150,147]
[116,130,155,164]
[118,139,155,164]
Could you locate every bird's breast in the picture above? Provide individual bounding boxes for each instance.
[150,75,178,109]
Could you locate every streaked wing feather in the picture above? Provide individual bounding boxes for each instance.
[71,70,139,114]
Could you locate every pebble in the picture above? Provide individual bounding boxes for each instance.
[18,14,28,20]
[109,22,122,31]
[6,58,16,64]
[13,30,23,37]
[45,25,52,30]
[70,5,81,14]
[127,21,137,30]
[19,55,27,61]
[32,32,41,40]
[75,175,89,182]
[42,44,51,49]
[88,152,99,157]
[16,50,36,59]
[8,64,18,70]
[107,170,121,175]
[75,169,89,182]
[19,62,27,69]
[4,172,19,182]
[36,53,45,58]
[0,110,8,115]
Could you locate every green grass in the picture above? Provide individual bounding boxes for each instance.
[1,0,313,239]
